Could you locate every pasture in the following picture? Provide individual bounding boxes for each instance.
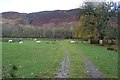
[2,38,118,78]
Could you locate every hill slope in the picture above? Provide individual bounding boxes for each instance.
[1,8,80,26]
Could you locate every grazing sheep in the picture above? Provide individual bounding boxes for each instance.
[99,40,103,45]
[20,38,22,40]
[22,77,25,78]
[8,40,12,43]
[19,66,22,68]
[87,71,89,73]
[36,41,41,43]
[19,41,23,44]
[34,39,37,41]
[70,41,75,43]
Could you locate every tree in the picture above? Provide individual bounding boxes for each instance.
[75,1,118,42]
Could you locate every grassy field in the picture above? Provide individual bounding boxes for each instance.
[2,38,118,78]
[2,39,65,78]
[68,41,118,78]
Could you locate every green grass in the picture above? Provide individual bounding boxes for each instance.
[71,42,118,78]
[2,39,118,78]
[2,39,65,78]
[63,40,86,78]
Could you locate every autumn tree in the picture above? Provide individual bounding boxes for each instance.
[75,2,99,40]
[75,1,118,44]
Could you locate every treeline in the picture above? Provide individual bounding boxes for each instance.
[2,24,74,39]
[74,2,118,44]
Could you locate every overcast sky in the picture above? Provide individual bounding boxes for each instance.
[0,0,119,13]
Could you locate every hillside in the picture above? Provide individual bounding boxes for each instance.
[1,8,82,38]
[1,8,80,27]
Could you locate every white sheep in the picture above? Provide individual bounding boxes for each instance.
[36,41,41,43]
[19,66,22,68]
[34,39,37,41]
[19,41,23,44]
[20,38,22,40]
[99,40,103,45]
[8,40,12,43]
[70,41,75,43]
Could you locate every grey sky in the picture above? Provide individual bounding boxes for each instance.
[0,0,119,13]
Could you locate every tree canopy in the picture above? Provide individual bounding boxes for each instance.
[75,1,118,40]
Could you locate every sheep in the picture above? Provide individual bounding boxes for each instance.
[19,41,23,44]
[36,41,41,43]
[99,40,103,45]
[19,66,22,68]
[8,40,12,43]
[70,41,75,43]
[20,38,22,40]
[34,39,37,41]
[22,77,25,78]
[87,71,89,73]
[96,69,98,70]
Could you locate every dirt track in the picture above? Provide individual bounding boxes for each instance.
[55,50,70,78]
[55,45,104,78]
[81,54,104,78]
